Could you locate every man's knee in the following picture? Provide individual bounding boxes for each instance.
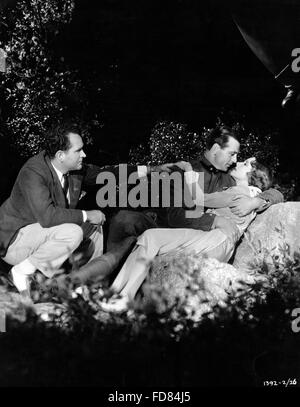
[109,211,144,239]
[111,210,134,228]
[113,210,126,222]
[68,224,84,246]
[55,223,84,248]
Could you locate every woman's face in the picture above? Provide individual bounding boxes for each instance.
[230,157,256,181]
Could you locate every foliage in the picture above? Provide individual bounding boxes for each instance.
[1,240,300,386]
[274,177,299,202]
[0,0,95,157]
[130,116,280,172]
[129,114,300,200]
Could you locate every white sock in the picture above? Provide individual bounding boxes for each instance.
[11,259,36,292]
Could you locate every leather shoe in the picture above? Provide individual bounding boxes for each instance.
[68,236,137,286]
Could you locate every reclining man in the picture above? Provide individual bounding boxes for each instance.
[107,125,283,269]
[0,121,174,298]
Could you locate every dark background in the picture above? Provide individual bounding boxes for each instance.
[0,2,299,386]
[51,0,299,173]
[1,0,299,176]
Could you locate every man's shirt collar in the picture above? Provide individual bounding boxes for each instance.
[51,162,65,184]
[200,156,219,173]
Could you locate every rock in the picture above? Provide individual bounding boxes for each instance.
[145,252,259,320]
[144,202,300,318]
[233,202,300,272]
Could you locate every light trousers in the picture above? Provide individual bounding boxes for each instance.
[2,223,103,278]
[111,228,235,300]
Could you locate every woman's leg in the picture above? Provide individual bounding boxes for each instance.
[111,228,235,300]
[111,228,174,299]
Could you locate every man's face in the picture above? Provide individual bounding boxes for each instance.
[213,136,240,171]
[61,132,86,171]
[230,157,256,181]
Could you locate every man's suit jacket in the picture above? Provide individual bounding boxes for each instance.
[0,151,138,257]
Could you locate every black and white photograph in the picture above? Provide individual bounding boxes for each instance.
[0,0,300,392]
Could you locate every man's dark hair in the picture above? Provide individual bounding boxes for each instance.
[44,122,82,158]
[248,161,273,191]
[205,125,239,150]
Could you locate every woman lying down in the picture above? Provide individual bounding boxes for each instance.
[102,158,282,312]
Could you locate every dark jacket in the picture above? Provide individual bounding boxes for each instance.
[163,156,284,230]
[0,151,138,257]
[106,155,284,252]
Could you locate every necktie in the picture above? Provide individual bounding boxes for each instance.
[62,173,69,207]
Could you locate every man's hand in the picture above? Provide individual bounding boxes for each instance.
[86,210,106,225]
[171,161,193,172]
[150,161,193,173]
[149,163,174,173]
[229,195,265,217]
[212,216,240,243]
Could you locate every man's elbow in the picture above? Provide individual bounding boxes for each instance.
[261,189,285,205]
[38,219,53,228]
[276,191,284,203]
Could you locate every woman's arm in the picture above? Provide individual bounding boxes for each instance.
[204,190,238,208]
[183,166,248,208]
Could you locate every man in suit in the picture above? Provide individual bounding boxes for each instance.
[0,121,172,297]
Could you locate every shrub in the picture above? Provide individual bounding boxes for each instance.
[1,241,300,386]
[0,0,95,157]
[129,114,300,200]
[130,116,280,173]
